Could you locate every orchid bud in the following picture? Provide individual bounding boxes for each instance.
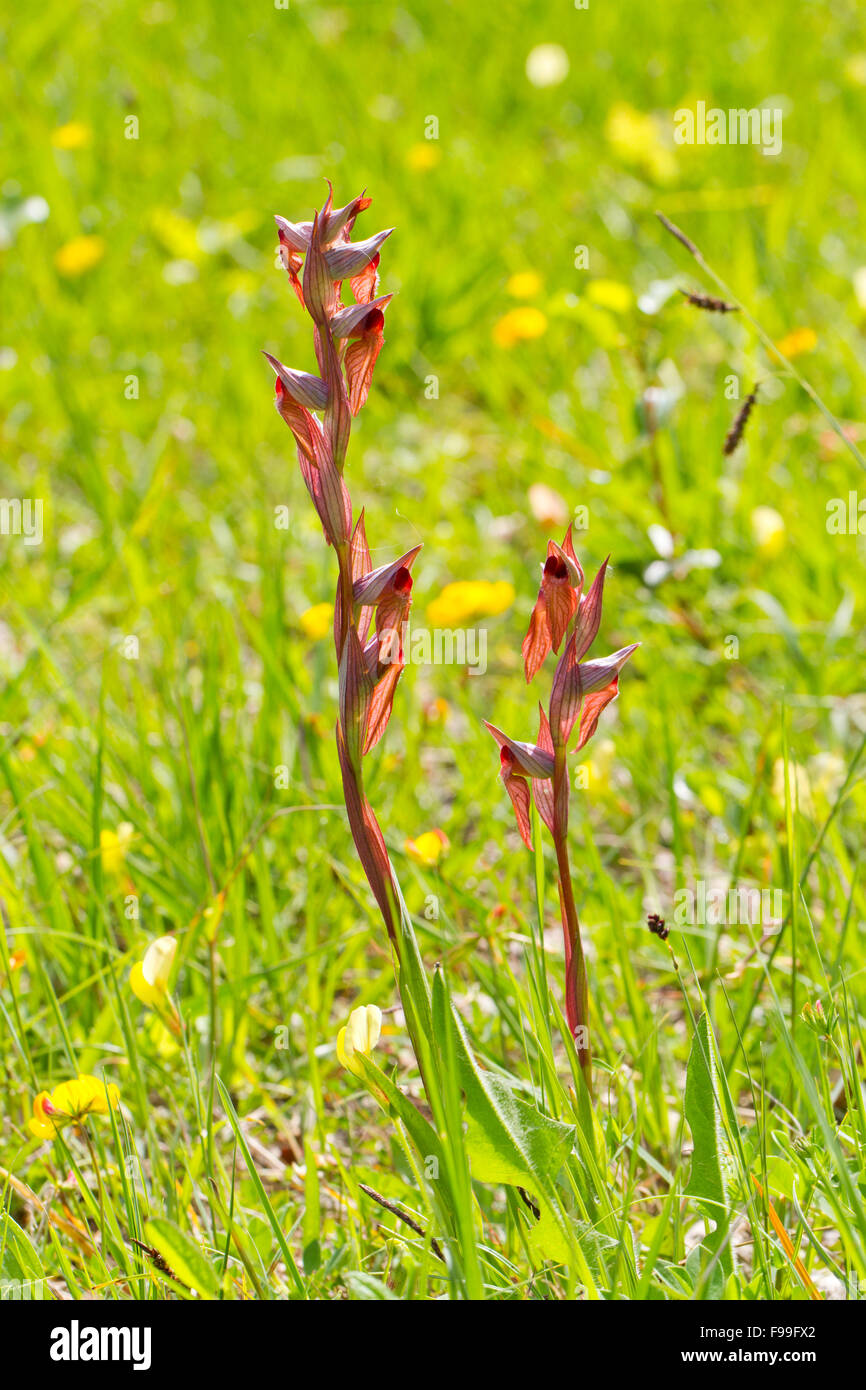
[303,210,336,323]
[323,191,372,244]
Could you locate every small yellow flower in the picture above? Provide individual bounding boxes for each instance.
[493,306,548,347]
[405,829,449,868]
[586,279,633,314]
[130,935,177,1008]
[406,142,440,172]
[774,327,817,359]
[51,121,92,150]
[506,270,542,299]
[750,506,785,557]
[100,822,134,875]
[605,101,678,184]
[55,235,106,278]
[336,1004,382,1076]
[299,602,333,641]
[426,580,515,626]
[29,1074,120,1141]
[844,54,866,86]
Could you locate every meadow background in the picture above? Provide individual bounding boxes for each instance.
[1,0,865,1301]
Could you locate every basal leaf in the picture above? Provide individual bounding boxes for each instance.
[684,1012,733,1277]
[431,968,574,1190]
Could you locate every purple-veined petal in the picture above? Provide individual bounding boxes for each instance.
[263,352,328,409]
[325,229,394,281]
[353,545,422,607]
[577,643,639,694]
[483,723,555,779]
[330,294,394,339]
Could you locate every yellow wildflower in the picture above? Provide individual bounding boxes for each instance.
[506,271,542,299]
[29,1074,120,1141]
[750,506,785,557]
[844,54,866,86]
[406,143,440,172]
[336,1004,382,1076]
[775,327,817,359]
[100,822,134,875]
[130,935,177,1008]
[426,580,515,626]
[148,207,201,262]
[299,602,333,640]
[405,829,449,867]
[55,235,106,278]
[586,279,633,314]
[604,101,677,183]
[493,306,548,347]
[51,122,92,150]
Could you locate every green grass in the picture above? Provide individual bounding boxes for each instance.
[1,0,865,1301]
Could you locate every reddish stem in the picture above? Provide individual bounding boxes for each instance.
[552,749,592,1094]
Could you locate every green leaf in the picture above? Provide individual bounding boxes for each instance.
[216,1075,306,1297]
[432,967,573,1190]
[355,1054,452,1206]
[429,969,599,1290]
[143,1218,220,1300]
[344,1271,400,1300]
[528,1208,626,1281]
[302,1135,321,1274]
[0,1211,47,1300]
[684,1012,733,1277]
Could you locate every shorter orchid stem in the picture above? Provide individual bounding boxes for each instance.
[553,755,592,1094]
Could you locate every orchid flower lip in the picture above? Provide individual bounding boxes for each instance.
[544,555,569,580]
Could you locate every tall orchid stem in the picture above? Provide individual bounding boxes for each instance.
[335,541,354,645]
[553,751,592,1094]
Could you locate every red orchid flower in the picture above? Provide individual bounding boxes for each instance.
[483,721,555,850]
[522,526,584,682]
[266,354,350,547]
